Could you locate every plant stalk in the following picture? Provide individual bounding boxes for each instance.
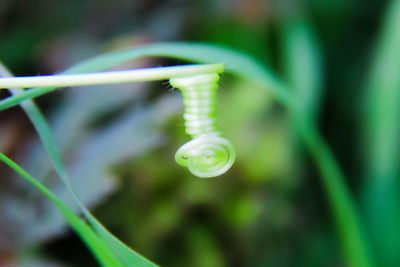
[0,64,223,89]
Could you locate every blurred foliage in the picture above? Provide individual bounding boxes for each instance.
[1,0,399,266]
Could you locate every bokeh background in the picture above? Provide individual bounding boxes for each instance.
[0,0,396,266]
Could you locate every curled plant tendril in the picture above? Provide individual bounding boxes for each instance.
[170,73,236,178]
[175,135,235,178]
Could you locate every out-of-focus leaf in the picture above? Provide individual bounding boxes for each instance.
[362,0,400,265]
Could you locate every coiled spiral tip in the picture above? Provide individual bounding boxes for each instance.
[175,136,236,178]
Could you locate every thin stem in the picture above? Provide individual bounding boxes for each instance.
[0,64,224,89]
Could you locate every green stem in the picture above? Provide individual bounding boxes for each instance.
[0,64,223,89]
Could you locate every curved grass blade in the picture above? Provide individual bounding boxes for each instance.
[0,63,157,267]
[0,153,122,267]
[277,24,370,260]
[0,43,291,111]
[1,42,372,266]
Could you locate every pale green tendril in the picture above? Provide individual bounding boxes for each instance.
[0,63,234,178]
[170,73,236,178]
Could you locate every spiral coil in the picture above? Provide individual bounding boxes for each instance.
[170,73,235,178]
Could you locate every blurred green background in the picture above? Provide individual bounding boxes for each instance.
[0,0,399,266]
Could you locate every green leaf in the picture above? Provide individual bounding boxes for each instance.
[0,153,122,267]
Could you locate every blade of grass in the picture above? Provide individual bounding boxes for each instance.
[0,153,122,267]
[278,20,371,260]
[0,42,372,266]
[362,0,400,265]
[0,63,157,267]
[278,17,370,264]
